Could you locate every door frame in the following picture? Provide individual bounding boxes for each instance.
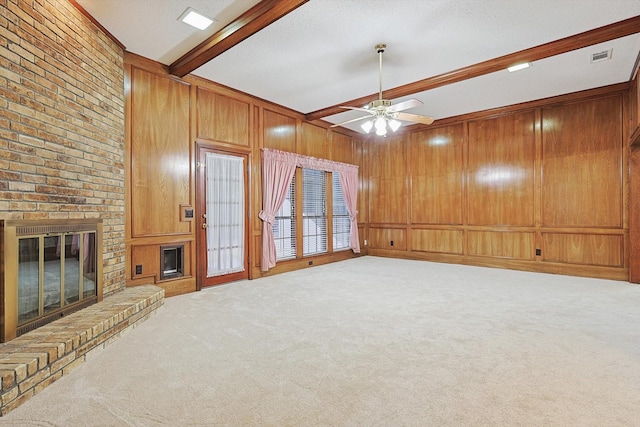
[195,142,251,290]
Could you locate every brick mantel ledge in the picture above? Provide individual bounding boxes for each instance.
[0,285,164,415]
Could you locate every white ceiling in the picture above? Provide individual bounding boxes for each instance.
[77,0,640,133]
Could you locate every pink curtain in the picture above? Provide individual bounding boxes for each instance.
[338,170,361,253]
[259,148,361,271]
[259,149,298,271]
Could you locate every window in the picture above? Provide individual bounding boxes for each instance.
[332,172,350,251]
[270,165,356,263]
[302,168,327,255]
[260,148,360,272]
[274,178,296,260]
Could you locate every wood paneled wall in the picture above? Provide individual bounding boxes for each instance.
[369,135,407,224]
[367,89,629,281]
[125,60,197,296]
[541,97,622,228]
[409,124,464,225]
[130,68,191,238]
[125,55,364,295]
[196,87,250,146]
[125,52,635,289]
[468,112,536,226]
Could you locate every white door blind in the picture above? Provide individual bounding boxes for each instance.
[302,168,327,255]
[206,152,245,277]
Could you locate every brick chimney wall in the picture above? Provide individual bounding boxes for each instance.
[0,0,126,295]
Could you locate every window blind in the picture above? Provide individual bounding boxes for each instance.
[302,168,327,255]
[274,178,296,260]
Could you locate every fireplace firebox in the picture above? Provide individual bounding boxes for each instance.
[0,219,103,342]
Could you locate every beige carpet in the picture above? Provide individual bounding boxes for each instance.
[2,256,639,426]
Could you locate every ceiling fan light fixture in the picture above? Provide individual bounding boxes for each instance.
[331,44,433,133]
[388,119,402,132]
[361,120,373,133]
[179,7,214,30]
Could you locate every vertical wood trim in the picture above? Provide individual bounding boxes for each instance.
[256,106,263,150]
[359,138,369,250]
[404,133,412,252]
[188,84,197,285]
[534,107,543,262]
[295,118,303,153]
[195,145,205,290]
[404,133,409,228]
[327,129,334,161]
[245,151,253,279]
[189,85,197,221]
[622,91,630,269]
[462,120,470,256]
[368,136,373,247]
[630,149,640,282]
[124,62,133,281]
[253,105,262,233]
[250,105,261,280]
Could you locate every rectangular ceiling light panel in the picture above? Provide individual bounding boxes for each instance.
[507,62,531,73]
[179,7,214,30]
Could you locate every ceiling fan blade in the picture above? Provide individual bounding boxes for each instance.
[339,105,373,113]
[395,112,435,125]
[330,114,375,127]
[387,98,423,113]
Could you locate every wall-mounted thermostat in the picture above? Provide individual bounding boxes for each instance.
[180,204,194,222]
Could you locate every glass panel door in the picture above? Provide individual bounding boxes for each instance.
[205,152,245,277]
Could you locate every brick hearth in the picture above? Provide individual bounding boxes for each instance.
[0,285,164,415]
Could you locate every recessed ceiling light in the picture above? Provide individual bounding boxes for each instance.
[507,62,531,73]
[178,7,214,31]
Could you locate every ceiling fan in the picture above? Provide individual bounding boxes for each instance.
[331,44,434,136]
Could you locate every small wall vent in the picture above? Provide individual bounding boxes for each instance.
[591,49,612,63]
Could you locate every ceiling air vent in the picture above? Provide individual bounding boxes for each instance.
[591,49,612,63]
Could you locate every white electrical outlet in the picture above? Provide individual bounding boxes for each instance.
[364,239,368,245]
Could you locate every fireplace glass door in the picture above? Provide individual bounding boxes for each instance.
[1,219,103,342]
[17,231,97,326]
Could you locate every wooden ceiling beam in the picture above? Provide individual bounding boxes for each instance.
[305,15,640,121]
[170,0,309,77]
